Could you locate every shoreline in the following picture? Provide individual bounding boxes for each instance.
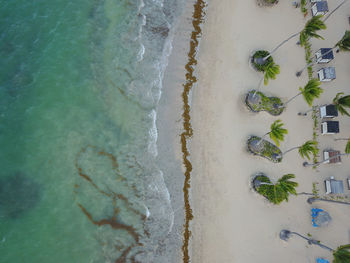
[155,0,206,261]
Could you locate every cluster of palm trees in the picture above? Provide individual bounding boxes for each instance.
[257,119,319,160]
[249,2,350,261]
[254,174,298,204]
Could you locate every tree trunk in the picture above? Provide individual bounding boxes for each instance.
[282,146,300,156]
[323,0,349,22]
[258,182,274,186]
[283,92,302,107]
[263,32,301,61]
[304,153,350,167]
[290,232,334,251]
[263,0,348,64]
[252,76,265,98]
[257,132,269,146]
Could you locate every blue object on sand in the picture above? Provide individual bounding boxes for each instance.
[311,208,332,227]
[316,258,329,263]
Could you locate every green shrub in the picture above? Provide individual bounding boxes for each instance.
[245,90,284,116]
[252,50,274,72]
[247,136,282,163]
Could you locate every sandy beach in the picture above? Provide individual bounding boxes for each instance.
[190,0,350,262]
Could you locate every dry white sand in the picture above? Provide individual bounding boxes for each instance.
[190,0,350,262]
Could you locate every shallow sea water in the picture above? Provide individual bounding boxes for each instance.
[0,0,183,262]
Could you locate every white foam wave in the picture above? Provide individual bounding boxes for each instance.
[147,109,158,157]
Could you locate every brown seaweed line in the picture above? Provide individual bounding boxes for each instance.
[181,1,207,262]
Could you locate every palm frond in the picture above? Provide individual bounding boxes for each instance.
[300,79,323,106]
[269,120,288,146]
[300,15,326,46]
[333,93,350,116]
[298,140,318,160]
[333,244,350,263]
[264,62,280,85]
[336,30,350,52]
[345,139,350,154]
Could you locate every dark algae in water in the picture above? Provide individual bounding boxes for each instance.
[0,172,41,219]
[74,145,148,262]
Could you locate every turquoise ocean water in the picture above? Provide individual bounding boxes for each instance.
[0,0,183,262]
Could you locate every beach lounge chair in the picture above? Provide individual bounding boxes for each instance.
[312,1,329,16]
[324,178,344,194]
[320,105,338,118]
[321,121,339,134]
[317,67,336,82]
[316,258,329,263]
[316,48,334,64]
[323,149,341,164]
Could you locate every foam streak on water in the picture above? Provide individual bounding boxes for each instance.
[0,0,184,262]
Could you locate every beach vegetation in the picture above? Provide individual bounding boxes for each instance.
[263,62,280,85]
[336,30,350,52]
[257,120,287,147]
[282,140,318,160]
[333,244,350,263]
[283,79,323,107]
[303,140,350,167]
[300,0,308,16]
[312,182,319,197]
[247,136,283,163]
[245,90,284,115]
[333,92,350,117]
[268,120,287,146]
[252,50,274,72]
[311,108,319,164]
[297,30,350,77]
[260,15,326,64]
[253,174,298,204]
[299,15,326,47]
[345,139,350,154]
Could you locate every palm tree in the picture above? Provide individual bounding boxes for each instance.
[297,30,350,76]
[299,15,327,47]
[255,174,298,204]
[303,140,350,167]
[333,92,350,116]
[282,140,318,160]
[264,61,280,85]
[275,174,298,202]
[258,120,288,146]
[252,61,281,98]
[259,15,326,63]
[333,244,350,262]
[283,79,323,107]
